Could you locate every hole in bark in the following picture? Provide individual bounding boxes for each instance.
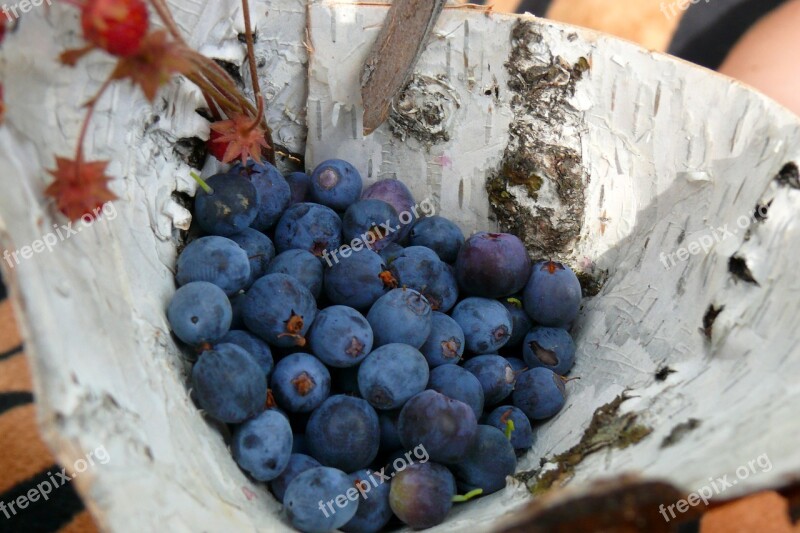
[728,256,759,285]
[213,59,244,87]
[174,137,208,170]
[702,305,724,339]
[774,162,799,189]
[195,107,215,121]
[654,366,675,381]
[754,201,771,222]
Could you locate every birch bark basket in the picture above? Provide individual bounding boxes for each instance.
[1,0,799,531]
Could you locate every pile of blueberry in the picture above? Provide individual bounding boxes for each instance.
[167,158,583,533]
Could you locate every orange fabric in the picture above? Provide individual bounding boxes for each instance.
[0,299,21,352]
[0,404,59,495]
[0,352,32,391]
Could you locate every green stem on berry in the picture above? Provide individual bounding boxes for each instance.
[504,419,516,440]
[190,171,213,194]
[506,297,523,308]
[452,489,483,503]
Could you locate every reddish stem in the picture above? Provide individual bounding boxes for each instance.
[75,75,114,168]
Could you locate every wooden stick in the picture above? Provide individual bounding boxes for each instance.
[360,0,446,136]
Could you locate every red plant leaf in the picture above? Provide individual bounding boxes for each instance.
[111,30,192,101]
[45,156,118,221]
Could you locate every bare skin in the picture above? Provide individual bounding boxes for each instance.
[719,0,800,116]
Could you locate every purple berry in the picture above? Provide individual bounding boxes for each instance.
[455,232,531,298]
[397,390,477,464]
[361,178,417,240]
[389,462,455,529]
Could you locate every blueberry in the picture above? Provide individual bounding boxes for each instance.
[191,344,266,423]
[342,469,394,533]
[232,160,291,231]
[397,390,477,464]
[451,425,516,495]
[228,228,275,288]
[408,215,464,263]
[523,260,582,328]
[513,367,567,420]
[176,236,251,296]
[342,199,401,251]
[275,202,342,257]
[306,395,380,472]
[285,171,311,205]
[218,330,273,378]
[361,179,417,241]
[522,326,576,375]
[485,405,534,452]
[284,466,358,533]
[309,159,363,211]
[193,172,259,236]
[167,281,231,346]
[324,247,395,311]
[269,453,320,503]
[231,410,293,481]
[358,343,429,410]
[308,306,373,368]
[241,273,317,348]
[389,462,455,529]
[267,249,324,299]
[389,246,458,312]
[455,232,531,298]
[427,365,484,419]
[270,353,331,413]
[366,288,432,348]
[420,312,465,367]
[501,297,533,348]
[463,355,516,406]
[451,297,512,354]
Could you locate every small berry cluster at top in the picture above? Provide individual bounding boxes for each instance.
[167,155,585,533]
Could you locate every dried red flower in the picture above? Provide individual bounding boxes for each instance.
[45,156,117,221]
[209,114,270,165]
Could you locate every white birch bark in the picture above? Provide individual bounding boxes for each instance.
[0,1,798,531]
